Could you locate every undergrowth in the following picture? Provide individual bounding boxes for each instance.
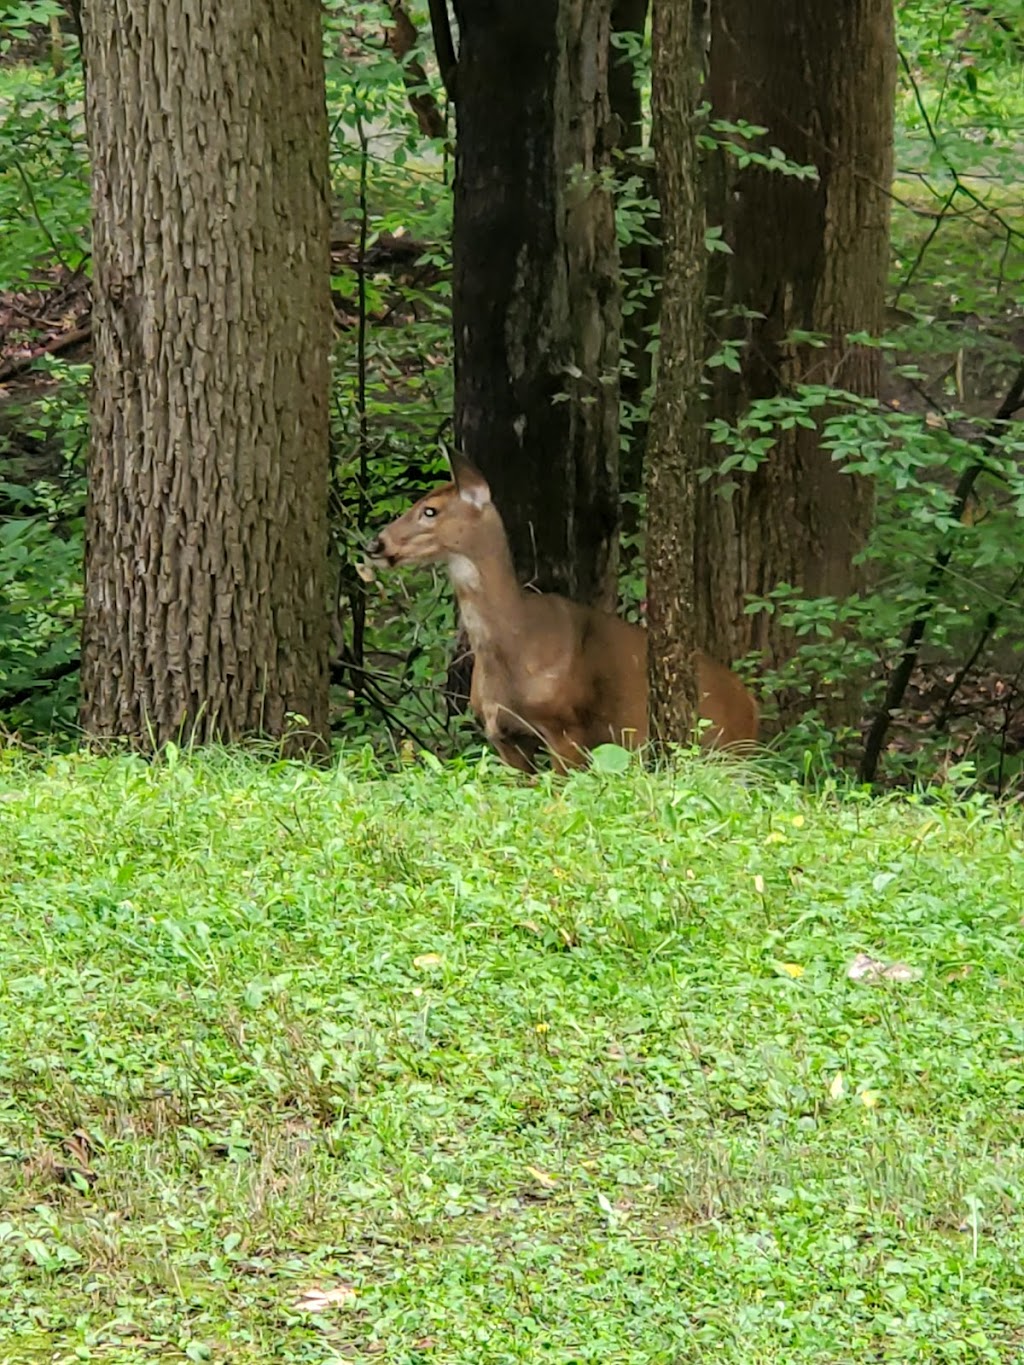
[1,749,1022,1362]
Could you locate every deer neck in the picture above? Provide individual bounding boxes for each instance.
[446,532,524,656]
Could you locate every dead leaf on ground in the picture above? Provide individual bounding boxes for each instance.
[525,1164,558,1188]
[293,1283,358,1313]
[848,952,922,983]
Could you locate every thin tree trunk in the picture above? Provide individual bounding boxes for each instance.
[609,0,659,519]
[644,0,704,745]
[449,0,621,608]
[79,0,331,752]
[697,0,895,729]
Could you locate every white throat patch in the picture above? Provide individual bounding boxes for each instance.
[448,555,482,592]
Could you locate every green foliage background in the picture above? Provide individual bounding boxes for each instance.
[1,0,1022,785]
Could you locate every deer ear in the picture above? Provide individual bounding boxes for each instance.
[449,452,491,509]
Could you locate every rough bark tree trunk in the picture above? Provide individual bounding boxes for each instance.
[697,0,895,728]
[449,0,621,608]
[644,0,704,745]
[79,0,331,752]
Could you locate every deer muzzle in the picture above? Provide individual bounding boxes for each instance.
[365,533,401,568]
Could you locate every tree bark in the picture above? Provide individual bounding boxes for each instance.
[644,0,703,745]
[449,0,621,607]
[79,0,331,753]
[697,0,895,727]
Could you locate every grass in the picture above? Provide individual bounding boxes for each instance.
[1,747,1023,1363]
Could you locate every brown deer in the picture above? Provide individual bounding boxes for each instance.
[366,454,758,772]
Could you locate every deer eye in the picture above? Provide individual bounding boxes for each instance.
[422,506,438,518]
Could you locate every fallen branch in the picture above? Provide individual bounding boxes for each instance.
[0,323,92,382]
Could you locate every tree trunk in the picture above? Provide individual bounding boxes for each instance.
[79,0,331,753]
[644,0,704,745]
[697,0,895,727]
[449,0,621,608]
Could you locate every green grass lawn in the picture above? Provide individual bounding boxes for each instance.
[1,749,1023,1363]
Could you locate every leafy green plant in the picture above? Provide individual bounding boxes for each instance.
[0,1,88,288]
[703,367,1024,787]
[0,358,88,734]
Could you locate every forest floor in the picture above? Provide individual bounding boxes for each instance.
[1,750,1023,1363]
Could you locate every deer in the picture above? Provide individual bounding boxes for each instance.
[365,453,759,773]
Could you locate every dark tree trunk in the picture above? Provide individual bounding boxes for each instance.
[79,0,331,753]
[644,0,704,744]
[449,0,621,608]
[697,0,895,728]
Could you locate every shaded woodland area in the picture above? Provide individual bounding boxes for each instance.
[1,0,1023,789]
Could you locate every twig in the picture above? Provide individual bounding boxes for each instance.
[897,47,1024,251]
[858,362,1024,784]
[11,161,71,273]
[330,657,439,751]
[892,184,956,309]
